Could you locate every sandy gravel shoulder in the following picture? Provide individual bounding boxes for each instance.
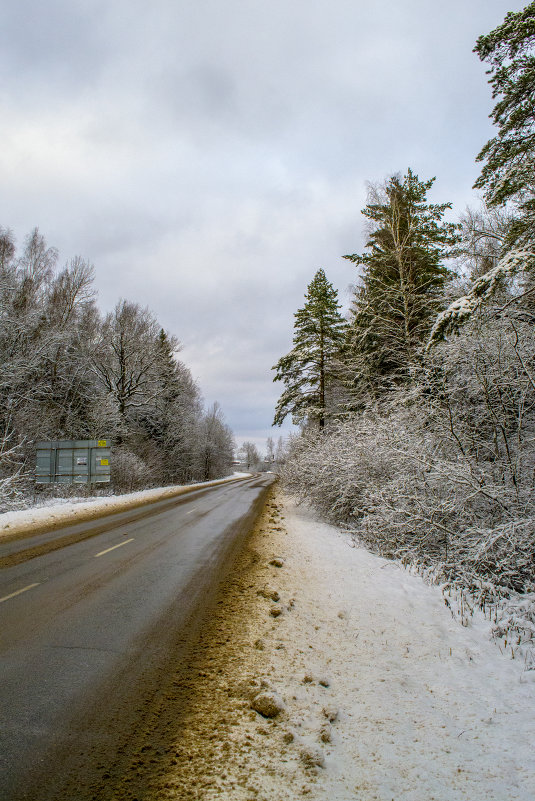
[150,486,535,801]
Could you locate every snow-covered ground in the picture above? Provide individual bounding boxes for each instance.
[161,490,535,800]
[3,481,534,798]
[274,499,535,800]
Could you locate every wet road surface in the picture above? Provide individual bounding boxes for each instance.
[0,474,274,800]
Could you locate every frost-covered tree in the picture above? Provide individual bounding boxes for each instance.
[428,249,534,345]
[0,228,98,445]
[0,225,237,500]
[237,441,261,471]
[274,435,288,470]
[474,2,535,249]
[196,402,234,481]
[457,201,512,279]
[0,425,27,512]
[136,329,203,484]
[265,435,275,464]
[272,269,347,430]
[344,170,459,394]
[427,6,535,346]
[92,300,161,424]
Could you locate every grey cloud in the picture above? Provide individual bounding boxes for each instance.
[0,1,110,98]
[0,0,526,451]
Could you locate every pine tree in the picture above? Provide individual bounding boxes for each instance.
[343,170,458,395]
[272,269,347,430]
[474,2,535,248]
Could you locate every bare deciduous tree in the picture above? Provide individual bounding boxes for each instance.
[237,441,261,471]
[0,227,236,503]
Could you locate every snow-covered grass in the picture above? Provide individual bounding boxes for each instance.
[439,579,535,670]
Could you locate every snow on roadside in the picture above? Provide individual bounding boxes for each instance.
[276,498,535,800]
[160,489,535,801]
[0,473,249,539]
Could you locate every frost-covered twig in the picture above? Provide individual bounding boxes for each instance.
[0,426,28,512]
[427,249,535,347]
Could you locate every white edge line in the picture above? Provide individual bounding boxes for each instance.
[95,538,135,558]
[0,582,41,604]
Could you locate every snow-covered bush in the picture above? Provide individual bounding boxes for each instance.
[111,447,152,493]
[282,306,535,596]
[0,426,29,512]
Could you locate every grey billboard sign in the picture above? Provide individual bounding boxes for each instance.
[35,439,111,484]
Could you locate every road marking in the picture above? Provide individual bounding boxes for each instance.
[0,583,41,604]
[186,507,198,515]
[95,538,134,558]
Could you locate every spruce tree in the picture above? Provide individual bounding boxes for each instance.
[474,1,535,249]
[344,169,458,394]
[272,268,347,430]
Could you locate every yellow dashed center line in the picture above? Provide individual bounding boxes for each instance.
[95,538,134,558]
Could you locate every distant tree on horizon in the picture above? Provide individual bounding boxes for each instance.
[237,441,261,471]
[265,435,275,464]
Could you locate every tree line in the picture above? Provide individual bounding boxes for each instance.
[274,2,535,601]
[0,228,234,506]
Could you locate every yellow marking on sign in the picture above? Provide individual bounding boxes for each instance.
[100,459,109,466]
[97,439,107,447]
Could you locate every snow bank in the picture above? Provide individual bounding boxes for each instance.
[0,474,250,540]
[272,498,535,799]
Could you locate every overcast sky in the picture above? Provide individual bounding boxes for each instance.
[0,0,525,452]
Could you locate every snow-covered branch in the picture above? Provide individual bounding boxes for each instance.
[427,249,535,347]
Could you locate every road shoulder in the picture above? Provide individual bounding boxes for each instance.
[144,488,535,801]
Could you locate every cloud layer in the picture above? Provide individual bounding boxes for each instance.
[0,0,524,451]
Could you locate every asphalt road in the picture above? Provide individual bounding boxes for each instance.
[0,474,274,801]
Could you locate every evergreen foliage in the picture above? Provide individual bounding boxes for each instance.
[276,11,535,639]
[272,268,347,430]
[474,1,535,248]
[343,170,459,394]
[427,248,535,345]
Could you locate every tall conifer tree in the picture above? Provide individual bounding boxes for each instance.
[474,1,535,249]
[344,169,458,394]
[272,269,346,430]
